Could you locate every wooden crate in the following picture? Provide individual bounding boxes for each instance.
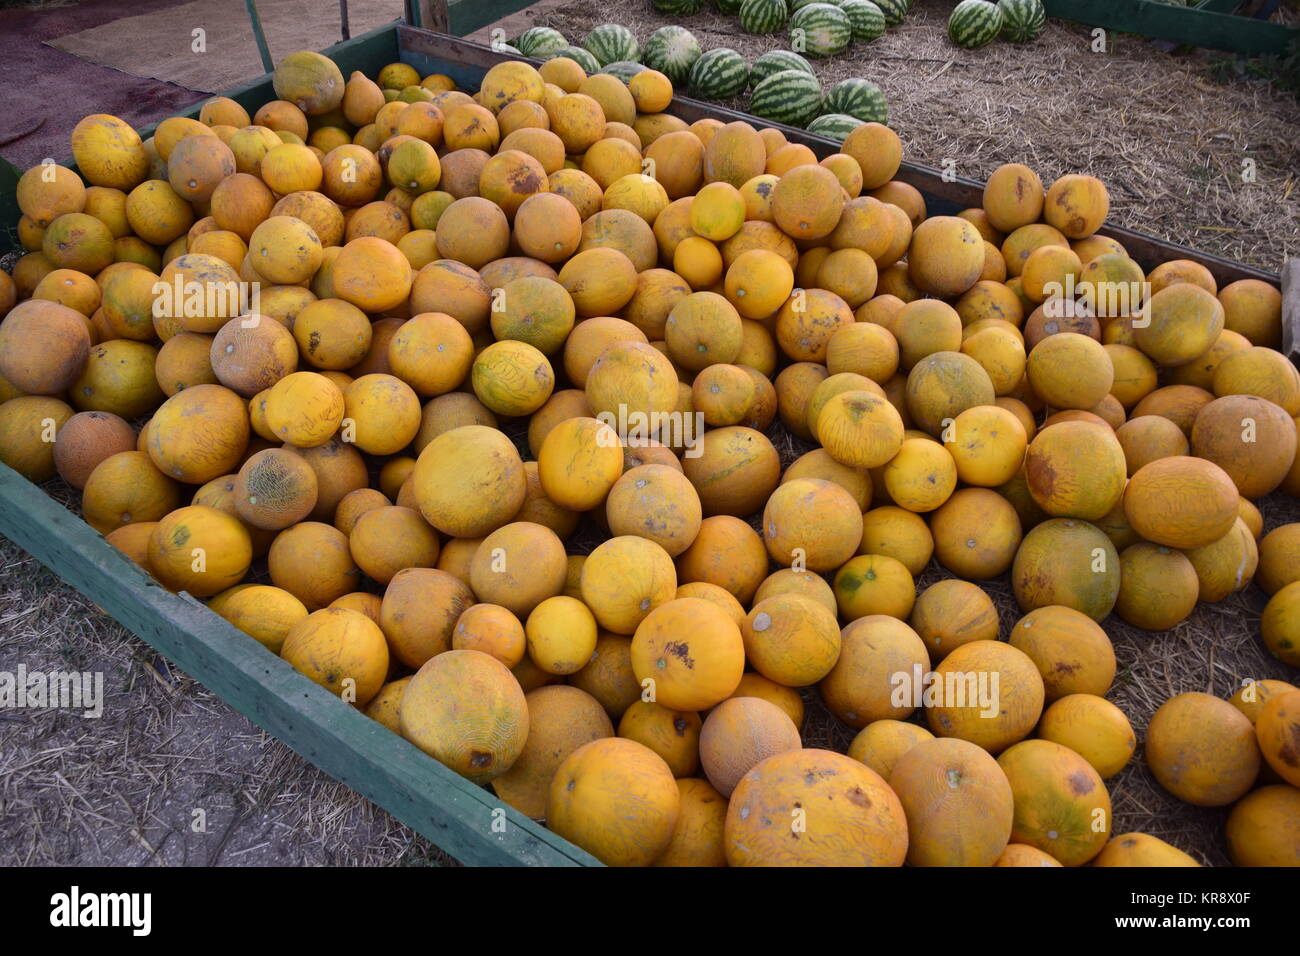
[0,23,1291,867]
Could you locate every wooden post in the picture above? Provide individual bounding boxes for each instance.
[407,0,450,32]
[1282,258,1300,365]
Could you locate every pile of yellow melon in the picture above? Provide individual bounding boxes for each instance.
[1,46,1298,867]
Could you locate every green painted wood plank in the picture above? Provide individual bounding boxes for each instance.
[1041,0,1299,54]
[0,463,600,867]
[1194,0,1243,13]
[447,0,536,37]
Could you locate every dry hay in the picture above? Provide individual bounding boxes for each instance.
[534,0,1300,271]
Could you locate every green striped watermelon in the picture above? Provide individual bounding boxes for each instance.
[545,45,600,74]
[823,77,888,123]
[600,61,647,84]
[949,0,1002,48]
[839,0,886,41]
[749,49,815,87]
[789,3,852,58]
[788,0,823,9]
[654,0,705,12]
[689,48,750,99]
[750,69,823,126]
[740,0,788,34]
[808,113,862,143]
[997,0,1045,42]
[642,26,702,87]
[874,0,908,26]
[713,0,746,13]
[584,24,639,66]
[515,27,567,58]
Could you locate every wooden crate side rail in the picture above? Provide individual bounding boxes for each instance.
[0,463,600,867]
[1040,0,1300,55]
[395,27,1280,287]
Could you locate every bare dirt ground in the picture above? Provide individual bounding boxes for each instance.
[3,0,1299,867]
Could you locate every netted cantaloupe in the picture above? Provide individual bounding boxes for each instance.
[925,639,1045,755]
[1037,694,1135,780]
[1024,421,1125,521]
[0,300,92,396]
[1225,784,1300,867]
[1122,455,1239,550]
[725,748,908,867]
[997,738,1111,866]
[1011,518,1119,621]
[1145,692,1260,806]
[400,648,527,783]
[547,736,680,866]
[889,737,1014,867]
[232,447,318,531]
[1190,393,1296,499]
[698,697,801,799]
[819,615,928,728]
[52,410,136,490]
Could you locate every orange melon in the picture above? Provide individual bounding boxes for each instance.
[546,736,680,866]
[1145,692,1260,806]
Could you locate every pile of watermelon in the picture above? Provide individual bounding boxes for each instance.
[949,0,1047,49]
[512,21,891,135]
